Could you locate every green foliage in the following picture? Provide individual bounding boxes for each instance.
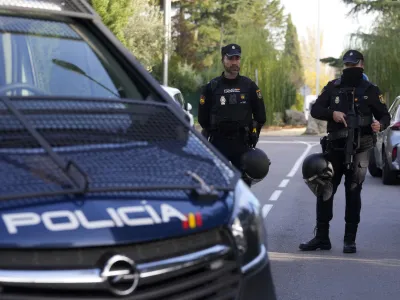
[89,0,133,46]
[344,0,400,105]
[283,14,304,89]
[151,55,204,95]
[88,0,305,125]
[290,93,304,112]
[123,0,165,72]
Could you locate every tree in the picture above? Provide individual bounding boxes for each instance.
[342,0,400,14]
[300,27,334,95]
[282,14,304,89]
[89,0,133,46]
[343,0,400,104]
[123,0,165,72]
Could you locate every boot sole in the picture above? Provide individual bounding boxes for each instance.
[299,244,331,251]
[343,248,356,253]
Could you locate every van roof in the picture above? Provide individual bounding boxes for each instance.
[161,85,181,95]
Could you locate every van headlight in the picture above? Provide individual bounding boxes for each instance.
[229,180,267,273]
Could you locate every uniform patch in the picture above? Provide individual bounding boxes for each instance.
[220,96,226,105]
[335,96,340,104]
[200,95,205,105]
[379,94,385,104]
[256,89,262,99]
[229,94,237,104]
[224,88,240,93]
[240,94,245,100]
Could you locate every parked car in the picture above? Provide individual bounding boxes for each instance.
[368,96,400,184]
[161,85,194,127]
[0,1,276,300]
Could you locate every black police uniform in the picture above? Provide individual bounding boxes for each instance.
[198,44,266,186]
[299,50,391,253]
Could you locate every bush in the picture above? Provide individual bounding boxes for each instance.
[290,93,304,112]
[151,55,204,95]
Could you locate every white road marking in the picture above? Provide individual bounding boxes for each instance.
[257,140,319,220]
[287,143,315,177]
[262,204,273,218]
[258,141,309,144]
[279,179,290,188]
[269,190,282,201]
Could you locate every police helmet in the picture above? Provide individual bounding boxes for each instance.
[240,148,271,184]
[302,153,334,201]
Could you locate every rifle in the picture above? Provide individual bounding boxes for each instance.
[340,87,361,170]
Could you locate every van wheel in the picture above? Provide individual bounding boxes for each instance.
[368,148,382,177]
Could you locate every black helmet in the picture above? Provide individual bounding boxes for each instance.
[240,148,271,184]
[302,153,334,201]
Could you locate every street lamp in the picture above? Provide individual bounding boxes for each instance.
[163,0,171,86]
[316,0,320,96]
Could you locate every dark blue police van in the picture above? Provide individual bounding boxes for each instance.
[0,1,276,299]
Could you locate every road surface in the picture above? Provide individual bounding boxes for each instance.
[254,136,400,300]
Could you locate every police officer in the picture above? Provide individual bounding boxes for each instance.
[197,43,266,186]
[299,50,391,253]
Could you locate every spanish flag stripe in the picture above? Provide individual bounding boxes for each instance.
[189,213,196,228]
[195,213,202,227]
[182,219,189,229]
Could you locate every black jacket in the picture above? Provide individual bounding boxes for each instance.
[311,78,391,134]
[197,72,266,133]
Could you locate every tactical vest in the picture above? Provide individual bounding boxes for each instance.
[329,78,374,127]
[209,77,253,136]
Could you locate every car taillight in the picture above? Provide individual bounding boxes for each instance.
[391,122,400,130]
[393,146,398,162]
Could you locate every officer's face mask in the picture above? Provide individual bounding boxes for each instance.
[342,67,364,86]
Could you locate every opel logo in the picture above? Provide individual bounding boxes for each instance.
[101,255,140,296]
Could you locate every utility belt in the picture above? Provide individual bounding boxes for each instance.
[320,115,373,153]
[327,115,373,141]
[209,120,251,142]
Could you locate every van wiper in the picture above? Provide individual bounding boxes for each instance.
[52,59,120,98]
[0,97,89,195]
[0,184,232,201]
[186,171,220,201]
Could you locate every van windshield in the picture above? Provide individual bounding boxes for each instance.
[0,15,143,99]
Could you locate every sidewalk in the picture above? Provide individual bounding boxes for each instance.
[260,127,306,136]
[194,125,311,137]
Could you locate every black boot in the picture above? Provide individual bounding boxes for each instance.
[343,223,358,253]
[299,223,331,251]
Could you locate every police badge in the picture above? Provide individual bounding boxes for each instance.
[220,96,226,105]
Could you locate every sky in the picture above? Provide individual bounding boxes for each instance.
[279,0,377,59]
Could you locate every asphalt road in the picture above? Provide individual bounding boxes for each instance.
[253,136,400,300]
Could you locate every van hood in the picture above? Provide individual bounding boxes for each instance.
[0,194,234,248]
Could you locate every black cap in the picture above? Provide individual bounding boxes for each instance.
[343,50,364,64]
[221,44,241,57]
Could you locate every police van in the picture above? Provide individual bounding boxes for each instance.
[0,1,276,299]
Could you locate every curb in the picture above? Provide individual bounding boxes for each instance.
[193,126,326,137]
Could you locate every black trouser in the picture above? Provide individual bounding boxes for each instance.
[210,133,251,185]
[317,148,370,225]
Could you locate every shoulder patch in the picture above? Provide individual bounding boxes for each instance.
[256,89,262,99]
[379,94,385,104]
[200,95,205,105]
